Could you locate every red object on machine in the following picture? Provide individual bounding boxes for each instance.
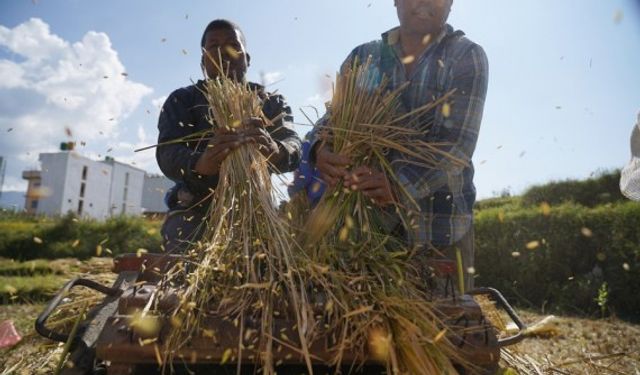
[0,320,22,349]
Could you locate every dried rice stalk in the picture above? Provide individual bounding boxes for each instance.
[299,57,468,373]
[305,56,464,246]
[160,55,314,375]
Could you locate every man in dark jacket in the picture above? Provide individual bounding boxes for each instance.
[157,19,301,252]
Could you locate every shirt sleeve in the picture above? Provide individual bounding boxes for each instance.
[155,90,218,197]
[395,44,489,199]
[263,93,302,173]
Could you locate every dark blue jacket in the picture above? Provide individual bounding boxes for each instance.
[157,80,301,212]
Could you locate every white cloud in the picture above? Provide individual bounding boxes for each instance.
[262,71,284,86]
[137,125,147,143]
[151,96,167,110]
[305,92,331,105]
[0,61,25,89]
[0,18,67,62]
[0,18,153,191]
[303,89,332,119]
[2,181,26,192]
[303,72,333,115]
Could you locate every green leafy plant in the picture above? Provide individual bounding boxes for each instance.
[596,282,609,318]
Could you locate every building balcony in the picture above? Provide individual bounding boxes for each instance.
[22,170,41,180]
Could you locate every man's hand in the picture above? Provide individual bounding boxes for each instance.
[315,143,351,187]
[194,129,245,176]
[244,116,281,161]
[195,117,282,176]
[344,166,396,206]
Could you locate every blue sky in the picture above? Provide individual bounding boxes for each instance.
[1,0,639,199]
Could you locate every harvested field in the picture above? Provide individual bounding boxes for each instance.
[0,258,638,374]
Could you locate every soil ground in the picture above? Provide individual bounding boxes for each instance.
[1,258,638,374]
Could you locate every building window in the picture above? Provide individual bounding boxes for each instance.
[78,200,84,215]
[80,182,86,198]
[82,166,88,180]
[31,200,38,209]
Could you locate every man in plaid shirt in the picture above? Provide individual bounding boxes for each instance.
[310,0,488,291]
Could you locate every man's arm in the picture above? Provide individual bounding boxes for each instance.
[156,90,220,196]
[395,44,489,199]
[262,93,302,173]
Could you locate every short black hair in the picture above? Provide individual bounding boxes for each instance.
[200,19,246,49]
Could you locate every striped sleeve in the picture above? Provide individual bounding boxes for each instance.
[395,44,489,199]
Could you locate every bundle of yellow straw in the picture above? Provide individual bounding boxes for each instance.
[160,64,314,374]
[300,57,466,374]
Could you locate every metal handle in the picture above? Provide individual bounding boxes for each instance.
[467,287,527,347]
[35,278,121,343]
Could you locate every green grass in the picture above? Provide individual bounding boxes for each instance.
[0,213,163,260]
[476,169,625,210]
[1,274,67,304]
[472,170,639,320]
[0,303,44,338]
[0,258,90,304]
[474,195,522,211]
[475,200,640,320]
[521,169,624,207]
[0,259,63,276]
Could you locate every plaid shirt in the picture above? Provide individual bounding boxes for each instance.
[312,25,488,247]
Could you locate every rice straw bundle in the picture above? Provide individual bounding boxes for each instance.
[300,57,467,373]
[160,58,314,374]
[305,57,462,247]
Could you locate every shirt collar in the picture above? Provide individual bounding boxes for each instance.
[382,24,455,56]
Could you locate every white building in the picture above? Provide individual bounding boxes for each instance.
[105,157,145,216]
[23,150,171,219]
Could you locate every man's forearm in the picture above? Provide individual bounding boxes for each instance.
[157,143,219,195]
[270,136,301,173]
